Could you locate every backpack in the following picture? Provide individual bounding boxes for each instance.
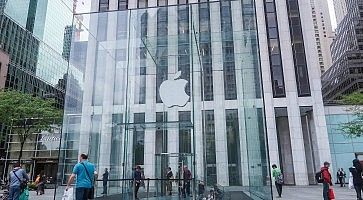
[315,171,324,183]
[276,173,284,184]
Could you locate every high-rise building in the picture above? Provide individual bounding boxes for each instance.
[0,0,73,180]
[333,0,347,26]
[322,0,363,102]
[309,0,334,73]
[56,0,331,198]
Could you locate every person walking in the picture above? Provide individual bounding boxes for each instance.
[134,165,142,200]
[66,153,97,200]
[182,165,192,198]
[349,159,363,200]
[176,166,183,196]
[36,171,46,195]
[337,168,346,187]
[8,162,29,200]
[101,168,109,195]
[166,167,173,196]
[272,164,283,198]
[321,161,333,200]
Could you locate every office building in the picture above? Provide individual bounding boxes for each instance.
[333,0,347,26]
[55,0,332,198]
[322,0,363,102]
[309,0,334,73]
[0,0,73,180]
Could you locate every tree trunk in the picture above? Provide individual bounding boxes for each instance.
[18,140,25,162]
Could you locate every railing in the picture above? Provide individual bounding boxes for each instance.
[93,178,196,200]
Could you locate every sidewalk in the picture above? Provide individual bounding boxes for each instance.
[279,185,357,200]
[2,185,358,199]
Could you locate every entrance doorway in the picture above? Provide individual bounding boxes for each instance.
[154,153,194,197]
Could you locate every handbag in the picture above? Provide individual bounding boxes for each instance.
[81,163,95,199]
[62,187,74,200]
[328,188,335,200]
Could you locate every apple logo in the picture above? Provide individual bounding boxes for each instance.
[159,71,189,108]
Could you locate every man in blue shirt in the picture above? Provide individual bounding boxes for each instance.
[8,162,29,200]
[66,153,97,200]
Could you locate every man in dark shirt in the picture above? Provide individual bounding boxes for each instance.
[182,165,192,198]
[134,166,142,199]
[101,168,109,195]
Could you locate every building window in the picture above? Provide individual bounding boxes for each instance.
[179,111,191,153]
[133,113,145,165]
[158,0,167,6]
[111,114,123,179]
[220,2,237,100]
[138,0,148,8]
[99,0,109,11]
[264,0,286,97]
[156,112,167,154]
[156,7,168,103]
[118,0,128,10]
[225,109,242,186]
[199,3,214,101]
[117,12,128,39]
[202,110,216,185]
[97,14,108,41]
[178,5,191,99]
[286,0,311,96]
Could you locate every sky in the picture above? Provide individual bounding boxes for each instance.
[327,0,337,30]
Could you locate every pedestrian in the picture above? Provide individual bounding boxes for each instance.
[272,164,283,198]
[101,168,109,195]
[66,153,97,200]
[198,180,205,198]
[349,159,363,200]
[134,165,142,200]
[321,161,333,200]
[182,165,192,198]
[36,171,46,195]
[166,167,173,196]
[337,168,346,187]
[176,166,183,196]
[8,162,29,200]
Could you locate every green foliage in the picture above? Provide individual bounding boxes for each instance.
[28,182,37,191]
[341,92,363,105]
[339,92,363,138]
[0,90,62,161]
[339,115,363,138]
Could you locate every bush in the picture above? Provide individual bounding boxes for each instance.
[28,182,37,191]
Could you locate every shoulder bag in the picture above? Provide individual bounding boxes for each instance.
[13,170,27,191]
[81,163,95,199]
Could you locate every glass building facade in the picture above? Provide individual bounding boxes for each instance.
[0,0,73,181]
[56,0,272,199]
[325,106,363,183]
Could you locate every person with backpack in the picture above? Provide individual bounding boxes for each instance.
[272,164,283,198]
[8,162,29,200]
[320,161,333,200]
[349,159,363,200]
[66,153,97,200]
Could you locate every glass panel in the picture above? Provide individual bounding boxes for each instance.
[55,2,272,199]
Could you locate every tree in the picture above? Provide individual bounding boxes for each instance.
[0,90,62,162]
[339,92,363,138]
